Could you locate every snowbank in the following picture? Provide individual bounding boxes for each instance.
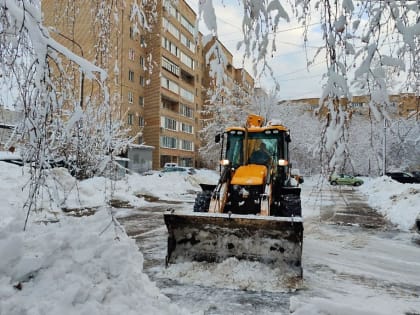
[359,176,420,231]
[0,162,190,315]
[1,161,418,314]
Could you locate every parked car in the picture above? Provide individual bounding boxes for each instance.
[328,173,364,186]
[385,172,420,184]
[161,166,196,175]
[0,151,23,166]
[411,171,420,179]
[416,213,420,234]
[163,162,178,168]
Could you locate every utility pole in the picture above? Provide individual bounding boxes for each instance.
[382,118,387,176]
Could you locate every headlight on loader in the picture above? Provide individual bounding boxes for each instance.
[220,159,230,166]
[278,159,289,166]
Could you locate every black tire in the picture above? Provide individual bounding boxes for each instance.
[193,191,212,212]
[331,181,337,186]
[354,182,361,186]
[283,193,302,217]
[273,193,302,217]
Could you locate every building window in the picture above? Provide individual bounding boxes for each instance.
[140,56,144,68]
[127,113,133,125]
[161,76,179,94]
[180,139,193,151]
[180,122,193,134]
[128,49,135,61]
[164,0,178,19]
[162,57,180,76]
[138,96,144,106]
[180,51,194,69]
[128,70,134,82]
[140,76,145,86]
[161,37,179,57]
[180,15,195,35]
[129,27,134,39]
[350,102,365,108]
[128,91,133,103]
[140,35,146,47]
[139,116,144,127]
[180,104,193,118]
[179,157,193,167]
[163,17,179,39]
[180,33,195,53]
[161,136,177,149]
[180,87,194,102]
[161,116,177,131]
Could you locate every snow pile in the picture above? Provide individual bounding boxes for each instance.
[160,258,295,293]
[359,176,420,231]
[1,161,419,314]
[124,169,218,203]
[0,162,189,315]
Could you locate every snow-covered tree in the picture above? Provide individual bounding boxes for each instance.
[252,88,279,122]
[271,101,419,177]
[272,102,323,175]
[198,0,419,173]
[383,113,420,172]
[0,1,155,226]
[198,37,254,168]
[199,81,252,168]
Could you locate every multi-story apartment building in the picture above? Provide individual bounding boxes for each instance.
[283,94,419,119]
[147,0,202,168]
[201,37,254,97]
[42,0,201,169]
[200,36,254,121]
[42,0,255,170]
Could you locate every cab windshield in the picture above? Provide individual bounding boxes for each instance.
[225,130,288,168]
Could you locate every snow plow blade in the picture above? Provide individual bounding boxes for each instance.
[164,212,303,278]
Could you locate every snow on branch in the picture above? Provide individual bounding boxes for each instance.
[1,1,135,227]
[2,0,106,81]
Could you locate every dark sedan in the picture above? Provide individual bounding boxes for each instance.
[385,172,420,184]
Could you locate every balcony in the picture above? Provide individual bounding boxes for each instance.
[161,95,179,113]
[181,69,194,86]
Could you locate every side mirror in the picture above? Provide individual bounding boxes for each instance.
[215,133,221,143]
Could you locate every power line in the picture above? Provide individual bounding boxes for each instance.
[215,17,320,41]
[277,73,324,82]
[217,13,320,34]
[256,60,326,79]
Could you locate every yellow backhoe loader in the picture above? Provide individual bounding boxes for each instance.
[164,114,303,281]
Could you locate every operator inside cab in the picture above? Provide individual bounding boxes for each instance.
[249,141,271,166]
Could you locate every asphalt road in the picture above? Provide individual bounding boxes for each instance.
[319,185,389,229]
[115,185,419,314]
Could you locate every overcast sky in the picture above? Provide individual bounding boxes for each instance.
[186,0,327,101]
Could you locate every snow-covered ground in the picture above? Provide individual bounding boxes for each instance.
[0,161,419,314]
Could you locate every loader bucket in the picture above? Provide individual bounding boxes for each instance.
[164,211,303,279]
